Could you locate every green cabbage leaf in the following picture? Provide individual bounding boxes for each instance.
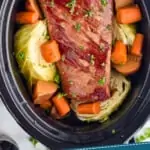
[15,21,56,88]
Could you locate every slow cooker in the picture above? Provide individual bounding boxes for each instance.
[1,0,150,149]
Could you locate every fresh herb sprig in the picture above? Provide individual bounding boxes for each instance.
[74,23,81,32]
[90,54,95,65]
[84,9,93,17]
[66,0,76,14]
[98,77,106,85]
[50,0,55,7]
[29,137,38,147]
[101,0,108,6]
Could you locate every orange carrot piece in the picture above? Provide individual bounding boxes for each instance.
[52,94,70,117]
[111,41,127,65]
[25,0,34,11]
[77,102,100,114]
[113,55,141,75]
[25,0,42,19]
[117,5,142,24]
[131,33,144,56]
[16,12,38,24]
[115,0,134,9]
[40,101,52,109]
[33,81,58,105]
[40,40,61,63]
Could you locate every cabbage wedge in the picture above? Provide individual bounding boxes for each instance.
[14,21,56,88]
[71,71,131,122]
[113,19,136,45]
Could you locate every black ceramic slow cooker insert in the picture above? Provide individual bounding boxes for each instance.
[1,0,150,149]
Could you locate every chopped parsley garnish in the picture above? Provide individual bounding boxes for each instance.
[40,64,47,68]
[42,30,47,37]
[90,54,95,65]
[106,24,112,30]
[45,35,50,40]
[69,80,73,85]
[43,30,50,40]
[50,0,55,7]
[72,93,76,98]
[49,63,54,67]
[135,128,150,143]
[79,45,84,50]
[135,136,145,143]
[58,93,67,98]
[54,73,60,84]
[99,43,105,51]
[112,39,115,46]
[74,23,81,32]
[101,0,108,6]
[66,0,76,14]
[18,51,25,60]
[29,137,38,147]
[84,9,93,17]
[112,129,116,134]
[98,77,106,85]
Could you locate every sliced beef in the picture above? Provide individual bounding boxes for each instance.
[39,0,113,102]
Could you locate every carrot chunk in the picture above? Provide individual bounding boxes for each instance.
[16,12,38,24]
[52,94,70,117]
[33,81,58,105]
[77,102,100,114]
[40,40,61,63]
[25,0,42,19]
[113,55,141,75]
[117,5,142,24]
[111,41,127,65]
[115,0,134,9]
[131,33,144,56]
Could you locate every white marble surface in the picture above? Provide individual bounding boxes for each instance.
[0,100,47,150]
